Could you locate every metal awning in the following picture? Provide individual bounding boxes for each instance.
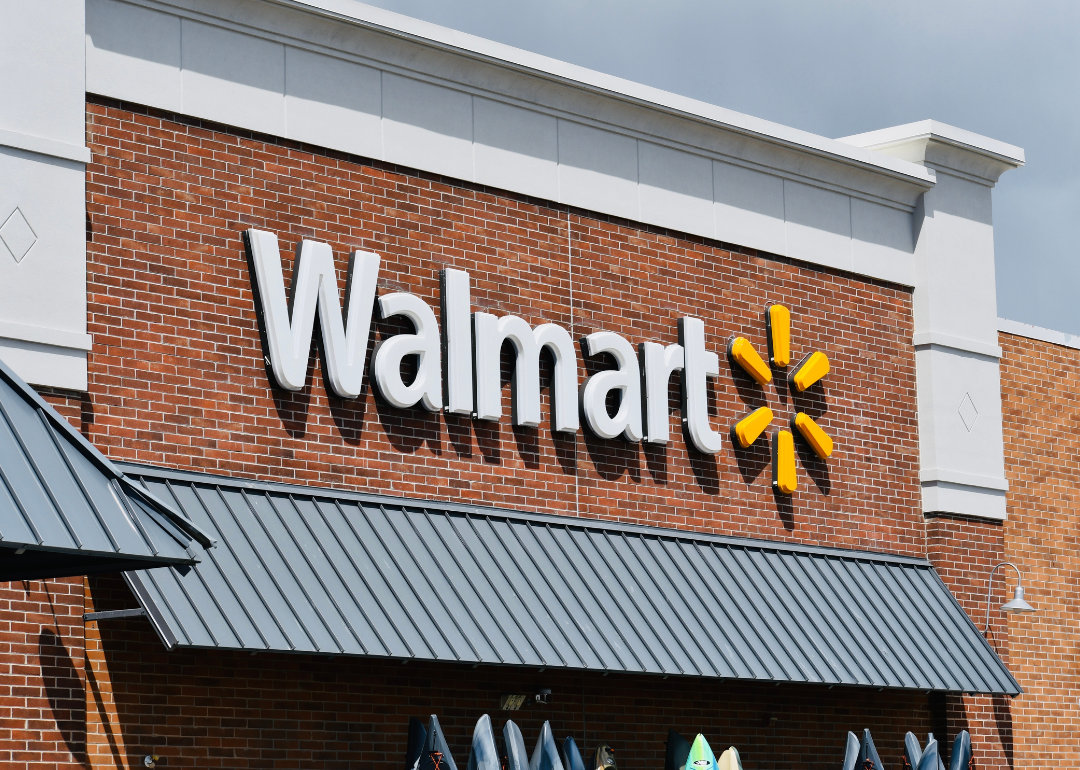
[0,357,213,580]
[121,464,1019,695]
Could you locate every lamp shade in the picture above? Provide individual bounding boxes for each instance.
[1001,585,1036,614]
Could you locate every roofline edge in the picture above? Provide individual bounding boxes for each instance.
[255,0,936,189]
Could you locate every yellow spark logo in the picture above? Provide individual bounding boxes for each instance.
[727,304,833,495]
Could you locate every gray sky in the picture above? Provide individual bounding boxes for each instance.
[363,0,1080,334]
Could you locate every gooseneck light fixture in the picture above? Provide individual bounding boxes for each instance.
[983,561,1036,635]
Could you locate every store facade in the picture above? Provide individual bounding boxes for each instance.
[1,0,1076,767]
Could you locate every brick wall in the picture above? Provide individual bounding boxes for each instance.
[35,389,87,433]
[926,515,1011,768]
[84,574,934,770]
[998,331,1080,765]
[0,578,86,769]
[83,96,922,557]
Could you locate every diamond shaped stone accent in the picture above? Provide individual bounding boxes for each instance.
[958,392,979,432]
[0,208,38,263]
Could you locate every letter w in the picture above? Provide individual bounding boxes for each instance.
[245,228,380,398]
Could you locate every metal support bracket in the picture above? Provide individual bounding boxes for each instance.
[83,608,146,621]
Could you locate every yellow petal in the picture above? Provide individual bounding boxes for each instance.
[793,412,833,458]
[733,406,773,448]
[790,350,829,392]
[766,303,790,367]
[728,336,772,385]
[772,429,797,494]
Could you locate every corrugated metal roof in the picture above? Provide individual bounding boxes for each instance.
[122,464,1020,695]
[0,357,213,580]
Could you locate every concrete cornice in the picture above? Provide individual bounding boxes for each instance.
[838,120,1024,186]
[266,0,936,190]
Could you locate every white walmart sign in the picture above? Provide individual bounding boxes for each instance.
[247,228,735,455]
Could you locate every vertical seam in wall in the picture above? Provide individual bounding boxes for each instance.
[848,194,854,264]
[781,178,789,256]
[635,139,641,222]
[556,117,577,516]
[556,118,562,205]
[568,206,578,519]
[710,160,718,241]
[179,18,185,109]
[379,70,385,162]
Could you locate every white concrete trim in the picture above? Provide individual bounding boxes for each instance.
[0,128,92,164]
[921,480,1007,521]
[838,120,1024,169]
[912,332,1002,359]
[107,0,933,205]
[838,120,1023,187]
[0,339,88,392]
[998,317,1080,352]
[0,321,93,351]
[920,468,1009,492]
[925,163,1005,190]
[276,0,936,187]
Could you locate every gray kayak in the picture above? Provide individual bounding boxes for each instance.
[467,714,500,770]
[530,722,565,770]
[503,720,530,770]
[421,715,459,770]
[562,736,586,770]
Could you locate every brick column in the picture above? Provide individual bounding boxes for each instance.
[0,577,87,769]
[926,515,1012,767]
[998,331,1080,765]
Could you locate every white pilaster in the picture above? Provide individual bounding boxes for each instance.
[0,0,90,391]
[840,121,1024,520]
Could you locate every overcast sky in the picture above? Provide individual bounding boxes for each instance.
[363,0,1080,334]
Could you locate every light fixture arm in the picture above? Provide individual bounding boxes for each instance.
[983,561,1023,634]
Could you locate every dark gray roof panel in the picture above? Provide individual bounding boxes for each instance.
[121,464,1021,695]
[0,357,211,580]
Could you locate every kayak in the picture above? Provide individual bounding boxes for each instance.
[841,732,859,770]
[467,714,500,770]
[530,722,564,770]
[683,734,717,770]
[858,729,884,770]
[949,730,972,770]
[421,715,459,770]
[664,730,690,770]
[716,747,742,770]
[503,720,530,770]
[407,718,427,770]
[562,736,586,770]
